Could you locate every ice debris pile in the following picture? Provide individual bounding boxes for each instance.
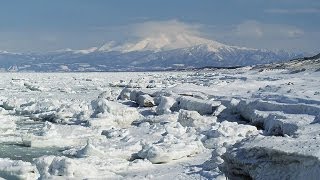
[0,61,319,179]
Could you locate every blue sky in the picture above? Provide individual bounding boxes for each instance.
[0,0,319,53]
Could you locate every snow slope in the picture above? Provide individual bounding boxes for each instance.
[99,33,227,52]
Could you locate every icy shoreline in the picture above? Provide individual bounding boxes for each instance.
[0,62,319,179]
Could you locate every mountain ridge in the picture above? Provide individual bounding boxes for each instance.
[0,34,304,72]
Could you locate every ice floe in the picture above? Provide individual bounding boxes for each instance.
[0,63,319,179]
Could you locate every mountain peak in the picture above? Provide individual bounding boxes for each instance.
[99,33,228,53]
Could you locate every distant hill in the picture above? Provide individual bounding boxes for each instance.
[253,53,320,72]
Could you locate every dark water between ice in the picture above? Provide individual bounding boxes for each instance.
[0,143,65,162]
[0,119,66,162]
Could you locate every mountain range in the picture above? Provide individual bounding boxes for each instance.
[0,33,303,72]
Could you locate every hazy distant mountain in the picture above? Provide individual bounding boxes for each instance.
[0,34,303,72]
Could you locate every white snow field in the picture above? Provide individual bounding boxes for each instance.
[0,60,319,179]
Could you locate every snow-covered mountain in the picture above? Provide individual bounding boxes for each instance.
[98,33,227,53]
[0,34,304,72]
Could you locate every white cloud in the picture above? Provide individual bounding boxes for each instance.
[125,20,313,52]
[201,20,318,52]
[234,20,304,39]
[285,29,305,38]
[234,21,264,38]
[131,19,203,38]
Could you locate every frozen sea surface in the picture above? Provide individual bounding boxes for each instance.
[0,64,319,179]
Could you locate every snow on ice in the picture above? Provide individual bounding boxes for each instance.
[0,59,319,179]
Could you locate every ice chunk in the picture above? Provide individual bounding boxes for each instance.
[138,140,204,164]
[136,94,155,107]
[222,133,320,180]
[2,98,25,110]
[24,82,45,91]
[155,96,176,115]
[164,122,187,137]
[129,89,145,102]
[15,99,90,124]
[91,98,141,127]
[213,104,227,116]
[23,122,92,148]
[236,99,317,135]
[178,109,217,130]
[204,121,258,149]
[177,96,221,115]
[35,156,122,179]
[0,114,16,134]
[97,88,119,101]
[76,139,105,158]
[118,88,132,100]
[0,158,39,180]
[35,156,87,178]
[137,122,204,164]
